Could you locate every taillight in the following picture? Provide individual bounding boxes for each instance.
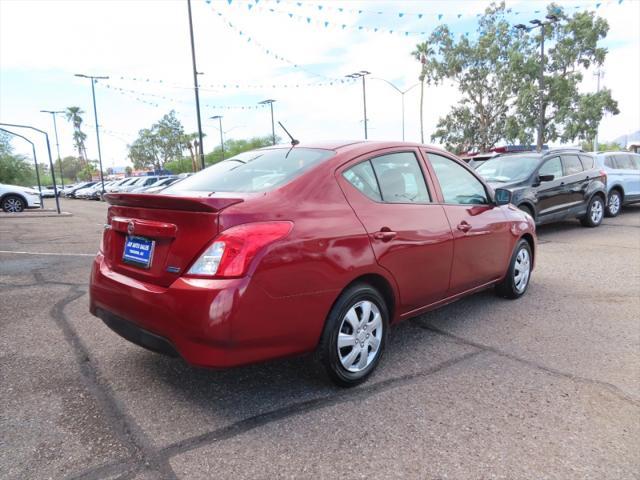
[187,221,293,278]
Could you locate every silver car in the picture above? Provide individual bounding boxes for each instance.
[596,152,640,216]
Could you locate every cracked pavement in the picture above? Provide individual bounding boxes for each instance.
[1,199,639,479]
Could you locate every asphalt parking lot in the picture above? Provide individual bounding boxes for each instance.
[1,198,638,480]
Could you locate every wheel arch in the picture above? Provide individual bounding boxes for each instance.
[608,184,624,201]
[519,233,535,267]
[0,192,28,207]
[517,201,536,219]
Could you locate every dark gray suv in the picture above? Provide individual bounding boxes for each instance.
[476,149,607,227]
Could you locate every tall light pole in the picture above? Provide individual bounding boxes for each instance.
[187,0,205,169]
[258,99,276,145]
[75,74,108,193]
[210,115,224,160]
[516,15,559,152]
[40,110,66,188]
[0,127,44,208]
[0,122,61,214]
[346,71,371,139]
[372,78,420,141]
[593,68,604,153]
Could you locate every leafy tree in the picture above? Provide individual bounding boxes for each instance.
[65,107,88,160]
[204,136,280,166]
[513,4,618,149]
[55,155,85,181]
[128,111,189,171]
[125,166,133,176]
[0,133,36,186]
[421,3,529,152]
[580,140,621,152]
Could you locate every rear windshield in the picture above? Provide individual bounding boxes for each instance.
[163,148,334,194]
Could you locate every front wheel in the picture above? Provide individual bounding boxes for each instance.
[317,284,388,387]
[605,190,621,217]
[580,195,604,227]
[495,239,532,299]
[1,195,26,213]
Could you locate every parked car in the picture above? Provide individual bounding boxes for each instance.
[106,178,134,193]
[131,176,180,193]
[65,182,97,198]
[595,152,640,217]
[90,141,536,386]
[60,184,77,197]
[78,182,116,200]
[118,176,167,193]
[0,183,42,212]
[476,149,607,227]
[33,185,62,198]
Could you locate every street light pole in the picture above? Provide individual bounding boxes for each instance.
[0,127,44,208]
[593,68,604,153]
[516,15,558,153]
[371,78,420,141]
[40,110,66,188]
[187,0,205,170]
[210,115,224,160]
[75,74,108,193]
[0,122,61,213]
[346,71,371,139]
[258,99,276,145]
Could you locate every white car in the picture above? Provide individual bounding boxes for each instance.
[0,183,42,212]
[118,176,166,192]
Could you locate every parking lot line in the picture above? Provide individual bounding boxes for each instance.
[0,250,95,257]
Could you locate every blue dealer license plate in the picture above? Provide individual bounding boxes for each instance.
[123,236,155,268]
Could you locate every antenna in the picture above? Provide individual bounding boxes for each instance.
[278,121,299,146]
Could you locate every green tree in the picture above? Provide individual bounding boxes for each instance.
[513,4,619,148]
[411,42,433,144]
[65,107,88,160]
[128,111,188,171]
[0,133,36,186]
[580,140,621,152]
[421,3,529,152]
[204,135,279,166]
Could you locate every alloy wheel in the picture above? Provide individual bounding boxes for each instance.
[3,197,24,213]
[608,192,620,216]
[337,300,383,373]
[590,198,604,224]
[513,248,531,294]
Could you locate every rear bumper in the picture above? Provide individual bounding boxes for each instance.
[89,253,333,368]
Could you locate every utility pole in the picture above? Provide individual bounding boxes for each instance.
[258,99,276,145]
[75,74,108,193]
[0,122,61,214]
[593,68,604,153]
[40,110,66,188]
[371,78,420,141]
[0,127,44,208]
[210,115,224,160]
[516,15,559,152]
[187,0,205,169]
[346,71,371,139]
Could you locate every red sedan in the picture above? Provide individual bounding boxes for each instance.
[90,141,536,386]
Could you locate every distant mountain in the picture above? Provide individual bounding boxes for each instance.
[612,130,640,147]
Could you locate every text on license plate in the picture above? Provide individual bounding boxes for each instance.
[123,236,155,268]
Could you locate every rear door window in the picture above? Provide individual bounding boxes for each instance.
[614,154,634,169]
[630,154,640,170]
[370,153,430,203]
[604,156,616,169]
[562,155,583,175]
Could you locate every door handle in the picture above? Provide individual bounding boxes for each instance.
[560,182,565,186]
[457,221,472,233]
[373,229,397,241]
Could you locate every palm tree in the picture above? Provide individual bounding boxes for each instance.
[65,107,88,161]
[411,42,433,144]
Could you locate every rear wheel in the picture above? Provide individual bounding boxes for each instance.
[580,195,604,227]
[317,284,388,387]
[1,195,26,213]
[605,190,622,217]
[495,239,532,299]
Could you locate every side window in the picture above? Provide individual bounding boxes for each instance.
[605,156,616,169]
[630,154,640,170]
[343,161,382,201]
[538,157,563,178]
[562,155,583,175]
[428,153,488,205]
[579,154,594,170]
[615,154,634,170]
[370,152,430,203]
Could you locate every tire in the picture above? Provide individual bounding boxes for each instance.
[317,283,389,387]
[518,204,535,220]
[495,239,532,299]
[605,190,622,217]
[580,194,605,227]
[1,195,26,213]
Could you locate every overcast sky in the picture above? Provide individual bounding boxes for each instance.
[1,0,638,168]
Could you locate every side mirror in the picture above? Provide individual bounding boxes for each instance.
[538,174,555,182]
[494,188,512,206]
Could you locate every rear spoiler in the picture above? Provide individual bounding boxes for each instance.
[104,193,243,212]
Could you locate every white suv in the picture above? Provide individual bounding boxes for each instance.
[0,183,42,212]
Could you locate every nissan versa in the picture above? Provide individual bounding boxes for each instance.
[90,141,536,386]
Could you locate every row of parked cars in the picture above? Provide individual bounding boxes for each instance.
[471,149,640,226]
[62,175,185,200]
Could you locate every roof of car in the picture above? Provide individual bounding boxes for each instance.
[258,140,451,152]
